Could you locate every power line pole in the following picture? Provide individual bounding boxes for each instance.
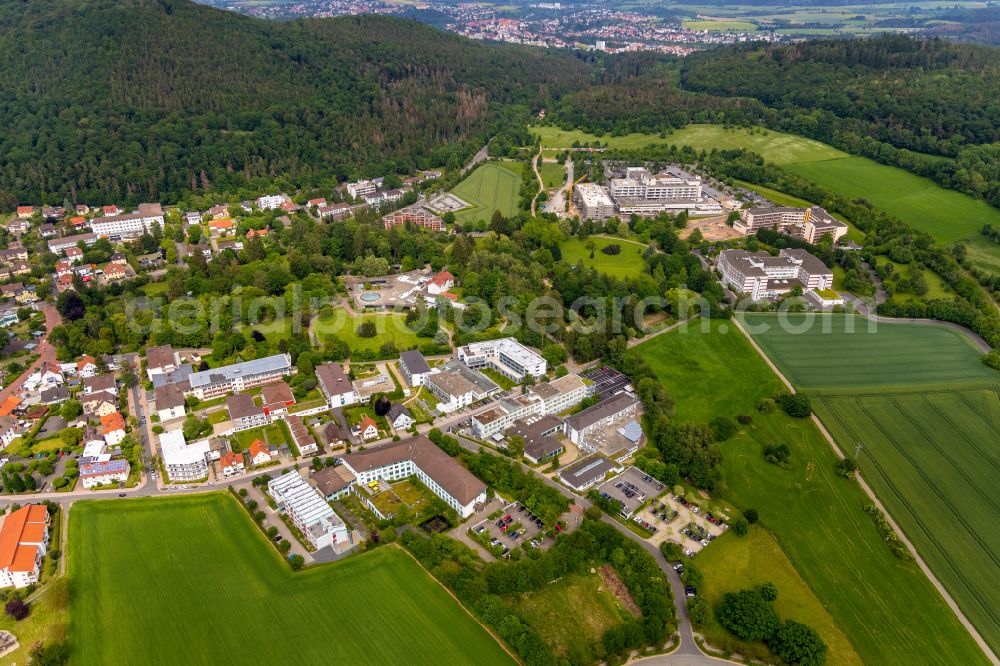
[854,443,864,461]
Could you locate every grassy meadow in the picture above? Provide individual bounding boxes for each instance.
[538,161,566,189]
[451,163,521,224]
[559,236,648,280]
[629,319,989,665]
[314,312,422,352]
[69,495,513,666]
[738,312,1000,654]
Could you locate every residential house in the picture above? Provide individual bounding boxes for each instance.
[15,206,33,219]
[427,271,454,295]
[146,344,177,380]
[311,466,354,500]
[387,403,415,431]
[83,373,116,395]
[318,204,351,220]
[154,384,186,422]
[316,362,358,408]
[100,412,127,447]
[80,459,130,489]
[0,416,21,449]
[226,394,269,432]
[76,355,98,378]
[248,439,274,467]
[286,415,318,456]
[39,386,69,405]
[0,505,50,588]
[218,450,245,477]
[356,416,379,441]
[260,381,295,419]
[65,246,84,263]
[323,421,348,449]
[81,391,118,418]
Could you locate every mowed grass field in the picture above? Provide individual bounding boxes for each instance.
[738,313,995,388]
[531,124,844,165]
[538,161,566,189]
[738,312,1000,654]
[313,311,422,352]
[696,527,861,665]
[69,495,513,666]
[630,320,988,665]
[450,162,521,224]
[560,236,648,280]
[785,156,1000,246]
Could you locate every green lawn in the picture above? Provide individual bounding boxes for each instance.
[68,495,514,666]
[737,312,1000,654]
[531,126,670,150]
[961,234,1000,277]
[629,319,989,666]
[538,161,566,189]
[785,156,1000,246]
[560,236,648,280]
[450,163,521,225]
[696,527,861,665]
[737,313,995,389]
[877,258,955,302]
[314,312,422,353]
[0,577,69,665]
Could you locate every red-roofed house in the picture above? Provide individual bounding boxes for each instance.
[0,396,21,418]
[357,416,379,441]
[249,439,273,467]
[65,246,84,263]
[102,205,119,216]
[16,206,33,219]
[0,505,50,588]
[76,355,98,378]
[427,271,454,295]
[208,218,234,234]
[101,411,127,446]
[246,228,269,238]
[219,450,245,477]
[307,198,327,207]
[69,215,86,226]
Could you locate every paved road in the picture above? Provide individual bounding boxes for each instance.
[0,304,61,402]
[462,142,490,176]
[451,434,723,663]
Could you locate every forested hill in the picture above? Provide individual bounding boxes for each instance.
[0,0,590,206]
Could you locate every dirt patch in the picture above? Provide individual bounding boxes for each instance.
[599,564,641,617]
[680,214,743,242]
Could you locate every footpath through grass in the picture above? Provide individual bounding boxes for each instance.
[630,319,988,666]
[739,312,1000,655]
[69,495,514,666]
[450,162,521,225]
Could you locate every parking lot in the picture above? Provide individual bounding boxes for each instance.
[471,502,550,557]
[596,466,666,519]
[644,493,729,556]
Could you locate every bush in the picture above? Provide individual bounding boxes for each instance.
[688,596,711,626]
[660,540,683,561]
[289,554,305,570]
[5,598,29,620]
[709,416,738,441]
[744,508,759,524]
[769,620,828,666]
[357,321,377,338]
[835,457,857,479]
[737,414,752,425]
[600,243,621,255]
[760,581,778,601]
[716,588,780,642]
[756,398,777,413]
[279,539,292,552]
[776,393,812,418]
[733,516,749,536]
[51,477,67,489]
[764,443,791,466]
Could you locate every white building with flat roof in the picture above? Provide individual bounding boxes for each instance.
[717,248,833,301]
[573,183,616,221]
[90,212,164,240]
[159,429,210,481]
[457,337,547,382]
[268,471,348,549]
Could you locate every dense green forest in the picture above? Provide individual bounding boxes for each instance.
[0,0,591,206]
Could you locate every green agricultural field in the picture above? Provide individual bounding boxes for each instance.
[696,527,861,665]
[785,156,1000,246]
[630,320,989,666]
[69,496,514,666]
[560,236,648,280]
[538,161,566,189]
[682,19,758,31]
[450,163,521,224]
[531,126,669,150]
[737,312,1000,654]
[737,313,994,389]
[314,312,422,353]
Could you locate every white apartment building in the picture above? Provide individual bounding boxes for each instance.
[457,337,547,382]
[154,384,186,422]
[347,180,378,199]
[717,248,833,301]
[268,471,348,550]
[528,374,590,415]
[610,168,702,200]
[185,354,292,400]
[159,429,210,481]
[90,212,165,240]
[399,350,434,387]
[425,361,500,413]
[573,183,616,221]
[226,394,270,431]
[80,459,130,489]
[341,436,487,518]
[256,194,289,210]
[472,374,590,439]
[0,505,49,589]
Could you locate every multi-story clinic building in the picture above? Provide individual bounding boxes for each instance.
[717,248,834,301]
[457,337,547,382]
[185,354,292,400]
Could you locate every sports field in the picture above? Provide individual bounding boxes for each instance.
[630,320,989,665]
[696,527,861,665]
[785,156,1000,246]
[738,312,1000,655]
[450,163,521,224]
[560,236,648,280]
[738,313,994,388]
[69,495,513,666]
